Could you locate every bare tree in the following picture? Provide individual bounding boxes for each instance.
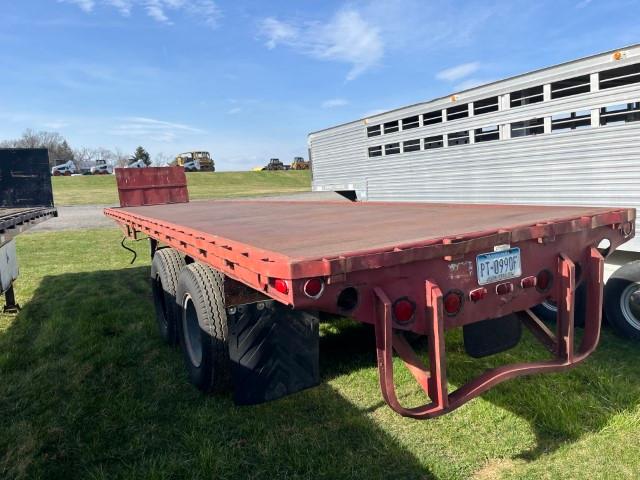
[153,152,173,167]
[113,147,129,167]
[1,129,74,166]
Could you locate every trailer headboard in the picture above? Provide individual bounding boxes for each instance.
[115,166,189,207]
[0,148,54,208]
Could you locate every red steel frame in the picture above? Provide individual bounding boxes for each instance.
[104,169,635,417]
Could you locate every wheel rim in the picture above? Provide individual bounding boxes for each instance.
[619,283,640,331]
[153,275,168,330]
[542,299,558,313]
[182,294,203,367]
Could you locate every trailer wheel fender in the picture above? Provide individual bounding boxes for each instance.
[150,248,185,345]
[604,261,640,341]
[176,263,231,392]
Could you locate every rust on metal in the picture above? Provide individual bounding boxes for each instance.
[371,249,605,419]
[104,198,632,417]
[115,166,188,207]
[0,207,57,244]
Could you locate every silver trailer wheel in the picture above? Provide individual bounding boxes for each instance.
[619,283,640,331]
[605,261,640,341]
[176,263,231,392]
[182,293,203,368]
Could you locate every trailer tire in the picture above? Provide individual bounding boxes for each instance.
[150,248,185,345]
[176,263,231,393]
[531,282,587,327]
[604,261,640,341]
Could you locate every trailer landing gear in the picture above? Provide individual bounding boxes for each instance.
[3,285,20,313]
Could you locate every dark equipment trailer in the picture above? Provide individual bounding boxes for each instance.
[0,149,57,312]
[105,167,634,418]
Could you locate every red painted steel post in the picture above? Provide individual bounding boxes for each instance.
[425,280,448,410]
[575,248,605,360]
[556,254,576,363]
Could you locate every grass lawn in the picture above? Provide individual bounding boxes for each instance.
[1,228,639,479]
[52,171,312,206]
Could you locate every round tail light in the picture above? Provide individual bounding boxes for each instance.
[272,278,289,295]
[303,278,324,298]
[443,290,464,316]
[393,298,415,323]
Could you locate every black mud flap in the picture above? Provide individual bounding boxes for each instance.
[227,301,319,405]
[463,314,522,358]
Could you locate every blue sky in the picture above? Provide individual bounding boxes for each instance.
[1,0,639,170]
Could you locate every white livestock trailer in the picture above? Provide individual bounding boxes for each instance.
[308,44,640,340]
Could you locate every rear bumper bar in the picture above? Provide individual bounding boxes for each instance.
[373,247,604,418]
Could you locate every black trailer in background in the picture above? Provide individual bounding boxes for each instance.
[0,149,57,311]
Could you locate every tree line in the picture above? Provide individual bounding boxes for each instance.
[0,129,167,167]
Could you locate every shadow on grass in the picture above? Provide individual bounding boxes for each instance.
[318,316,640,462]
[0,268,430,480]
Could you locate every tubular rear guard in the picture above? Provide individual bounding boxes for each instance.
[373,247,604,419]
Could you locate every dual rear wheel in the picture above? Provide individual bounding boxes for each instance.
[150,249,231,392]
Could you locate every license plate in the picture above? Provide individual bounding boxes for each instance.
[476,247,522,286]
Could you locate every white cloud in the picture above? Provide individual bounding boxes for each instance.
[106,0,132,15]
[62,0,221,28]
[60,0,95,12]
[227,107,242,115]
[436,62,481,82]
[261,17,298,49]
[145,0,170,23]
[322,98,348,108]
[109,116,204,142]
[260,9,383,81]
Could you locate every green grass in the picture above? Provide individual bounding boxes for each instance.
[52,171,312,205]
[1,228,639,479]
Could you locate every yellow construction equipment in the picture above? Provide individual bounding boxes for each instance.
[172,151,215,172]
[291,157,310,170]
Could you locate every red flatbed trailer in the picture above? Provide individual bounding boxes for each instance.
[105,168,635,418]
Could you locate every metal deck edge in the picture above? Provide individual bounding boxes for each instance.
[104,205,634,280]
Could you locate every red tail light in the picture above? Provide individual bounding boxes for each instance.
[469,287,487,302]
[393,298,415,323]
[496,282,514,295]
[520,276,536,289]
[536,270,553,292]
[443,291,463,316]
[303,278,324,298]
[271,278,289,294]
